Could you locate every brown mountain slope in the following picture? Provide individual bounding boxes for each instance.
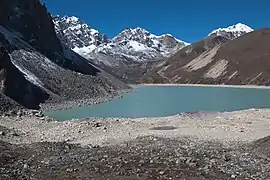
[141,29,270,85]
[141,35,230,83]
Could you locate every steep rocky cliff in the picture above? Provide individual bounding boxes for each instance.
[0,0,62,54]
[0,0,128,113]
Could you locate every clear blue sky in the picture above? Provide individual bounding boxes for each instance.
[42,0,269,43]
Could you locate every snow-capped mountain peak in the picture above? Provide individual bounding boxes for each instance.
[53,15,107,54]
[208,23,254,39]
[225,23,253,32]
[113,27,151,42]
[111,27,189,56]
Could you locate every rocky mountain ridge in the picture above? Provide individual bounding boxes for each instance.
[0,0,128,114]
[53,16,189,64]
[53,15,191,83]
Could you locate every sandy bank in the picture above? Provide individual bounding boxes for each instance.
[1,108,270,147]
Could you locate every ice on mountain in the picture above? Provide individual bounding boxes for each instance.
[209,23,254,38]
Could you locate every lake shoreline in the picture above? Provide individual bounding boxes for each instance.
[44,84,270,120]
[40,83,270,113]
[40,88,133,112]
[140,83,270,89]
[1,108,270,145]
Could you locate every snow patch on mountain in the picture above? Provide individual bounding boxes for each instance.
[128,40,149,51]
[209,23,254,39]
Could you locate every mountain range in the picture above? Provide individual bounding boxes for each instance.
[53,16,190,82]
[53,16,257,84]
[0,0,269,114]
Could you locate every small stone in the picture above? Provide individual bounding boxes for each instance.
[188,162,197,168]
[159,171,165,175]
[11,132,19,136]
[92,145,100,148]
[231,175,237,178]
[23,164,29,169]
[34,111,44,118]
[223,154,231,162]
[186,157,197,167]
[0,131,5,136]
[17,111,23,117]
[66,168,73,173]
[65,145,70,149]
[93,122,102,128]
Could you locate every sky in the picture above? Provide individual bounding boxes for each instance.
[42,0,270,43]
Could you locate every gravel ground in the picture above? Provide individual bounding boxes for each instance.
[0,136,269,180]
[0,108,270,179]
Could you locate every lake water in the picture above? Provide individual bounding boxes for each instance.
[44,85,270,121]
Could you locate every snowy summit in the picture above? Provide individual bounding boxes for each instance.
[208,23,254,39]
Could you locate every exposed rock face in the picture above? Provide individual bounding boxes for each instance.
[0,40,48,109]
[0,0,62,54]
[0,0,100,75]
[142,29,270,86]
[53,15,107,51]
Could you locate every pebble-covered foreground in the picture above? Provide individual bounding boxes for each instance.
[0,108,270,179]
[0,136,269,180]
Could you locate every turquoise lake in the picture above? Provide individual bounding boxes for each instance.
[44,85,270,121]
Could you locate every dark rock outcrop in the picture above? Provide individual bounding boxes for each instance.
[0,41,49,109]
[0,0,62,54]
[0,0,101,75]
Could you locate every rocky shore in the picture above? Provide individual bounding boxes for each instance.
[40,88,131,112]
[0,108,270,179]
